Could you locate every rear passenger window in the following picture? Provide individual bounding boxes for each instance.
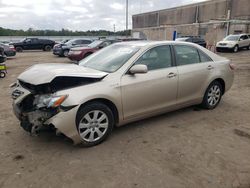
[198,50,213,62]
[82,40,92,44]
[74,40,82,45]
[135,45,172,71]
[174,45,200,66]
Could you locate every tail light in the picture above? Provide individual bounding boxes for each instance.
[9,45,16,51]
[229,63,236,70]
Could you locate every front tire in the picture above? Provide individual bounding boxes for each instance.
[63,50,69,57]
[83,52,92,59]
[0,72,6,78]
[216,47,221,52]
[76,102,114,147]
[233,45,239,53]
[201,81,222,109]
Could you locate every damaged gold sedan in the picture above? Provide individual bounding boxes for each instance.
[11,41,234,146]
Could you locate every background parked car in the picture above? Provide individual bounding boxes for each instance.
[216,34,250,52]
[53,38,93,57]
[68,39,120,62]
[0,46,7,63]
[176,36,207,48]
[0,42,16,57]
[0,41,11,45]
[10,38,55,52]
[118,38,145,42]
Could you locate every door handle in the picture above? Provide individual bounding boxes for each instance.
[207,65,214,70]
[167,72,177,78]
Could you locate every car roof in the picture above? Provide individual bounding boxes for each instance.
[113,40,205,48]
[229,34,248,36]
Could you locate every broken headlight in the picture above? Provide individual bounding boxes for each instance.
[34,95,68,109]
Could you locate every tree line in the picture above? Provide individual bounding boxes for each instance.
[0,27,131,36]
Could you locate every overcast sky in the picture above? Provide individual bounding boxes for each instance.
[0,0,206,31]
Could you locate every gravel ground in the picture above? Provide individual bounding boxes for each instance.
[0,50,250,188]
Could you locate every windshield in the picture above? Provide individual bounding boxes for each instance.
[61,39,69,43]
[20,38,26,42]
[88,40,103,48]
[79,44,140,73]
[224,35,239,41]
[65,39,75,45]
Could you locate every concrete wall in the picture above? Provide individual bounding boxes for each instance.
[132,0,250,43]
[133,0,250,29]
[231,0,250,19]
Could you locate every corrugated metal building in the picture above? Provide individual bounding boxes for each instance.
[132,0,250,46]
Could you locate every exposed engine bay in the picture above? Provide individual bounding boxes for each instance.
[12,76,104,136]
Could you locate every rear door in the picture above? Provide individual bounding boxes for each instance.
[174,45,214,105]
[78,40,92,47]
[239,35,249,47]
[31,38,42,49]
[121,45,178,119]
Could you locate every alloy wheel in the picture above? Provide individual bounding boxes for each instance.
[78,110,109,142]
[207,85,221,107]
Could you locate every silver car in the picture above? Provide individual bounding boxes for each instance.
[11,41,234,146]
[216,34,250,52]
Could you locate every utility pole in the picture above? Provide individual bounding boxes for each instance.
[126,0,128,32]
[113,24,116,33]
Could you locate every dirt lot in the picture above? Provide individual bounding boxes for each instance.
[0,50,250,188]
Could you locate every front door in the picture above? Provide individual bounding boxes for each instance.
[121,45,178,119]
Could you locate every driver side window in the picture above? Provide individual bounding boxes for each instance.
[25,39,32,43]
[135,45,172,71]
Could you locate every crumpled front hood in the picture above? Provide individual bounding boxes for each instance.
[18,63,108,85]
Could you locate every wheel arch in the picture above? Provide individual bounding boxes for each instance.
[77,98,119,125]
[15,45,23,50]
[84,52,93,58]
[210,78,225,95]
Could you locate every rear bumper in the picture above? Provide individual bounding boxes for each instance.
[5,51,16,57]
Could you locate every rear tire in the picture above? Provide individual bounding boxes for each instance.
[16,47,23,52]
[201,81,222,109]
[76,102,114,147]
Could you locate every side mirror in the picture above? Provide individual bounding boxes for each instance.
[239,38,243,41]
[129,64,148,74]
